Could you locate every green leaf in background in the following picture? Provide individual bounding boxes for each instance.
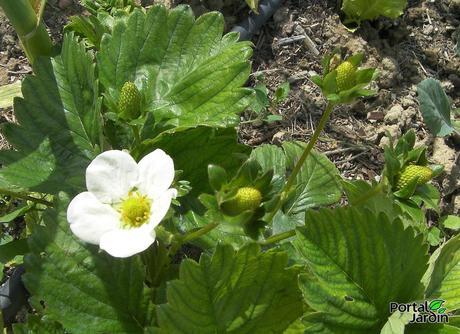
[0,238,29,263]
[141,127,249,195]
[98,6,253,133]
[245,0,260,14]
[274,81,290,104]
[0,203,33,223]
[0,81,22,109]
[341,0,408,24]
[0,33,101,195]
[417,78,457,137]
[157,243,303,333]
[294,207,429,333]
[12,315,66,334]
[23,195,154,333]
[441,215,460,231]
[424,234,460,312]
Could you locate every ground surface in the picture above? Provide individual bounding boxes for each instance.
[0,0,459,219]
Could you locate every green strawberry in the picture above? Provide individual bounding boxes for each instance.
[222,187,262,216]
[335,60,357,91]
[396,165,433,190]
[118,81,141,120]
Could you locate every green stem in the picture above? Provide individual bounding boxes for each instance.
[167,223,219,258]
[181,223,219,244]
[260,229,296,246]
[0,0,53,64]
[0,188,53,206]
[266,102,336,223]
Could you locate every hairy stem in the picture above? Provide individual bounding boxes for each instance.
[260,229,296,246]
[266,102,336,223]
[0,188,53,206]
[0,0,53,64]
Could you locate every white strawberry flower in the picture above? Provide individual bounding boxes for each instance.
[67,149,176,258]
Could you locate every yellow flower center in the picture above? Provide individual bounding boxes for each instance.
[119,192,151,228]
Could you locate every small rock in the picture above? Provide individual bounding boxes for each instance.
[378,124,401,149]
[367,110,385,121]
[344,36,368,55]
[378,57,399,89]
[58,0,73,9]
[401,97,416,108]
[379,136,391,149]
[384,104,404,124]
[423,24,434,35]
[453,194,460,215]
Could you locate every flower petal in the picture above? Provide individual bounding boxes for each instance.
[86,150,139,204]
[67,192,120,245]
[137,149,174,197]
[99,226,156,258]
[149,188,177,228]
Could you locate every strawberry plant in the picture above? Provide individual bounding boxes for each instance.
[0,4,459,334]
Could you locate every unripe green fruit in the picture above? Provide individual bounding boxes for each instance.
[118,81,141,120]
[396,165,433,190]
[222,187,262,216]
[336,60,356,91]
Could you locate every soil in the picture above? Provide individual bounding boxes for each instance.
[0,0,459,215]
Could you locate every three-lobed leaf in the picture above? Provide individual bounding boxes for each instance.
[98,6,253,134]
[157,243,303,333]
[294,207,429,333]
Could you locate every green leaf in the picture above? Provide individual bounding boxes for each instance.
[0,238,29,263]
[424,234,460,311]
[245,0,260,13]
[294,207,429,333]
[0,81,22,109]
[342,180,401,220]
[0,33,101,195]
[380,311,413,334]
[157,243,303,333]
[0,203,33,223]
[341,0,408,24]
[274,81,290,104]
[417,78,455,137]
[141,127,249,195]
[98,6,253,133]
[282,142,342,215]
[23,195,154,333]
[12,314,66,334]
[441,215,460,231]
